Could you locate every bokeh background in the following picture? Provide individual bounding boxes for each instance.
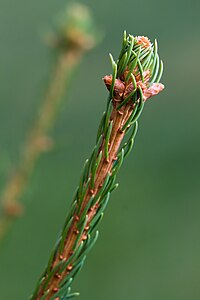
[0,0,200,299]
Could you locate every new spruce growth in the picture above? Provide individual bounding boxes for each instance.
[31,32,164,300]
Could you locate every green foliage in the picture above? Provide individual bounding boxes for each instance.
[31,32,163,299]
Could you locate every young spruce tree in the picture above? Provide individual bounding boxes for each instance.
[31,32,164,300]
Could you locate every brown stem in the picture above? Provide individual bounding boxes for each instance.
[0,44,86,241]
[36,98,135,299]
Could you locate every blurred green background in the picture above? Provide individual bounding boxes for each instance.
[0,0,200,299]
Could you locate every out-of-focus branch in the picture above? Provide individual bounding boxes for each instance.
[0,3,97,241]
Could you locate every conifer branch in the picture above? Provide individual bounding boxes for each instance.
[0,3,96,241]
[31,32,164,300]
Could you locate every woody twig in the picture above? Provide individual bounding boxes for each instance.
[31,32,164,300]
